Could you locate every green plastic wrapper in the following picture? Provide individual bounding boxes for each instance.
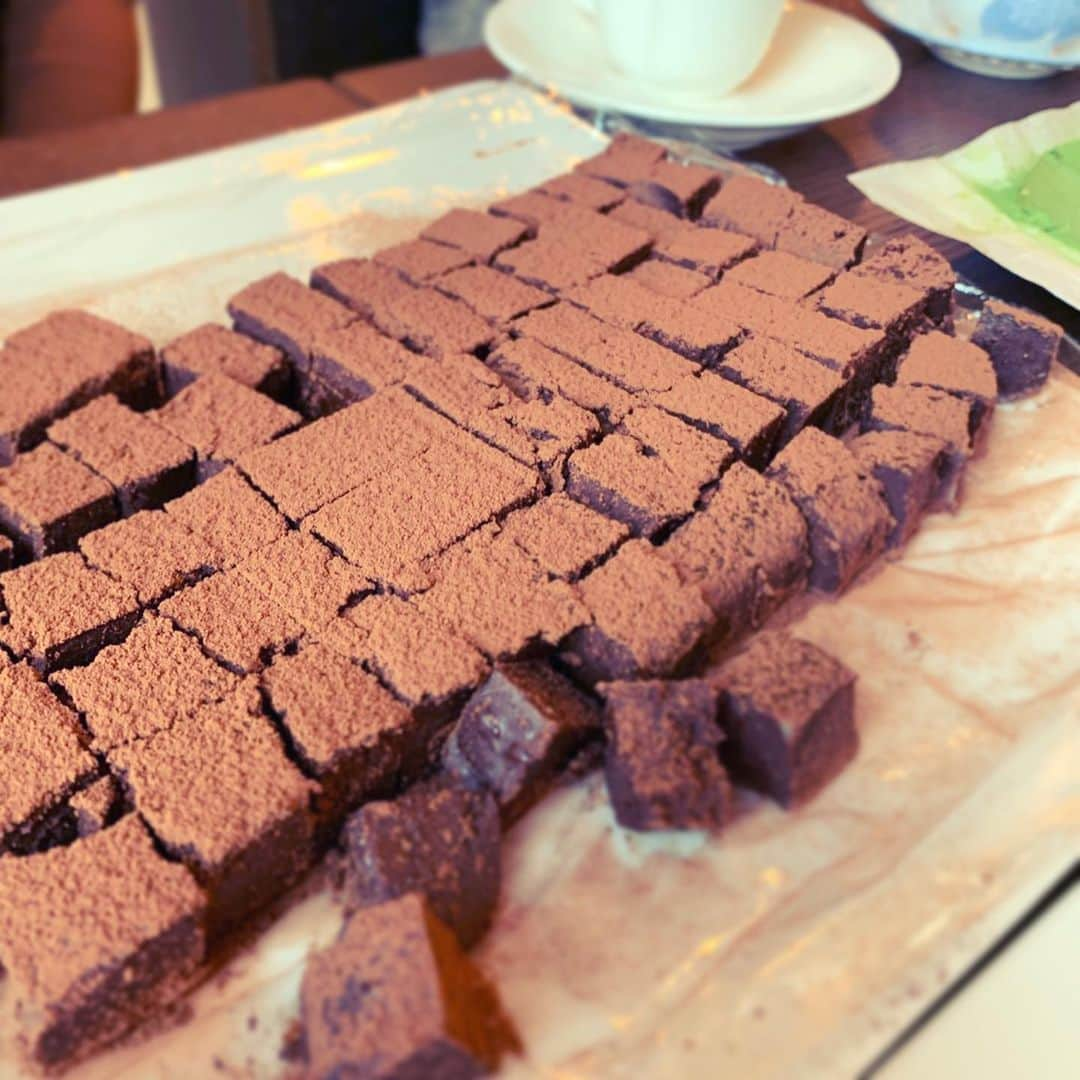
[849,101,1080,308]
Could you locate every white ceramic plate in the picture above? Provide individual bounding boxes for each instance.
[864,0,1080,77]
[484,0,901,147]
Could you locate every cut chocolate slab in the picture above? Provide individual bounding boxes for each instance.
[108,681,316,940]
[627,258,711,299]
[306,425,540,588]
[488,335,635,425]
[620,403,735,485]
[444,661,601,824]
[161,323,290,399]
[48,395,195,514]
[164,467,288,566]
[79,509,220,606]
[708,630,858,806]
[421,207,529,262]
[654,225,757,279]
[0,442,116,560]
[777,202,866,269]
[538,172,626,211]
[574,132,667,186]
[373,237,473,283]
[404,353,598,472]
[0,309,158,465]
[725,249,835,300]
[415,525,588,660]
[235,530,370,635]
[814,271,924,335]
[971,298,1062,398]
[434,264,552,325]
[609,198,684,243]
[159,569,305,675]
[850,430,949,546]
[155,371,301,480]
[852,233,955,325]
[332,595,489,719]
[700,175,802,246]
[227,271,355,369]
[494,237,607,293]
[69,775,118,838]
[0,552,139,673]
[308,257,408,323]
[0,660,96,855]
[488,189,571,230]
[305,319,416,415]
[52,612,239,750]
[896,330,997,439]
[600,678,729,832]
[649,371,786,467]
[237,390,439,522]
[301,893,519,1079]
[660,462,808,641]
[538,203,652,270]
[341,781,501,948]
[0,815,205,1072]
[767,427,893,593]
[498,493,628,580]
[866,382,974,470]
[263,643,419,829]
[566,431,712,539]
[563,540,714,683]
[715,335,847,443]
[515,302,697,394]
[630,159,720,219]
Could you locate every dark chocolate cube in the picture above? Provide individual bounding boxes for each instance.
[161,323,291,400]
[708,630,858,807]
[971,298,1062,399]
[300,893,519,1080]
[443,661,601,824]
[341,780,501,948]
[600,678,730,832]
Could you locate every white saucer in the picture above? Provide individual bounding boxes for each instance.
[483,0,901,149]
[864,0,1080,78]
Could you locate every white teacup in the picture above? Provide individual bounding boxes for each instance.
[587,0,786,95]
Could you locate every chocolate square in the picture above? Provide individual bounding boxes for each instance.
[0,660,96,855]
[767,427,893,593]
[434,264,552,325]
[660,462,808,642]
[420,207,529,262]
[630,159,720,219]
[488,189,570,230]
[655,224,756,279]
[305,318,416,414]
[79,509,220,606]
[600,678,730,832]
[0,309,159,465]
[852,233,955,326]
[539,203,652,270]
[159,569,305,675]
[0,442,116,560]
[538,172,626,211]
[341,781,500,947]
[971,298,1062,398]
[494,237,606,293]
[700,175,802,246]
[776,202,866,269]
[161,323,290,399]
[725,249,836,300]
[0,816,205,1071]
[0,552,140,673]
[573,133,667,186]
[48,394,196,514]
[708,630,858,807]
[262,642,420,831]
[164,467,288,567]
[850,430,949,546]
[108,681,316,941]
[715,335,847,443]
[563,540,714,683]
[52,612,239,750]
[300,893,519,1078]
[609,198,684,242]
[373,237,473,283]
[866,382,974,479]
[626,258,711,299]
[444,661,601,823]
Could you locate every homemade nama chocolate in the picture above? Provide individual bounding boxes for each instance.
[161,323,290,399]
[708,630,858,807]
[300,893,519,1079]
[421,207,529,262]
[971,298,1062,398]
[444,661,601,824]
[341,780,501,948]
[0,816,206,1071]
[600,678,730,832]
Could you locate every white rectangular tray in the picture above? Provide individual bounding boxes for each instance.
[0,80,1077,1080]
